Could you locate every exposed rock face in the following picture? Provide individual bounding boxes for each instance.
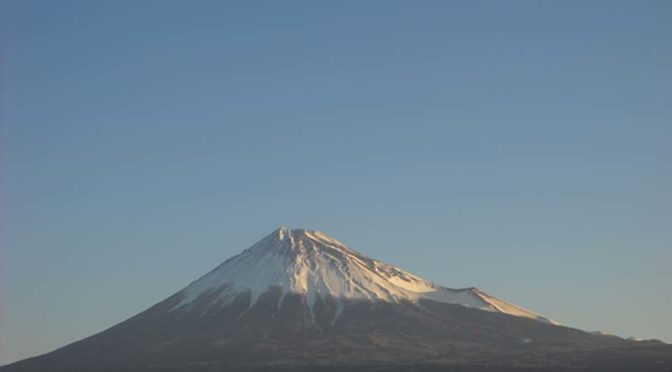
[2,228,671,372]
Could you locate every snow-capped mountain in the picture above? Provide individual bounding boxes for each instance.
[174,227,555,324]
[3,227,670,372]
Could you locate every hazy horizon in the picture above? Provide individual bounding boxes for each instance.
[1,0,671,366]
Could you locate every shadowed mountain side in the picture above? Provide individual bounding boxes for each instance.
[3,289,671,372]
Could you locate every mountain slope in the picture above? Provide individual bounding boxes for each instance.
[2,227,671,372]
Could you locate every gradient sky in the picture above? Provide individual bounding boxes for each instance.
[1,0,671,366]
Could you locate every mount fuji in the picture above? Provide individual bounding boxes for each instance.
[3,227,670,372]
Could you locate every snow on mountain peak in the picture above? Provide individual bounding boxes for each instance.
[172,227,556,324]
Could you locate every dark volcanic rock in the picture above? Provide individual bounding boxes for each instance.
[2,291,671,372]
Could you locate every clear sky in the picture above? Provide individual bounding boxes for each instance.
[1,0,671,366]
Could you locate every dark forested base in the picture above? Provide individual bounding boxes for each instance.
[2,293,671,372]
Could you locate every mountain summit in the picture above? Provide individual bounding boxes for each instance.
[3,228,670,372]
[175,227,554,323]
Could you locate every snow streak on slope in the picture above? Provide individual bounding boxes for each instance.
[172,227,556,324]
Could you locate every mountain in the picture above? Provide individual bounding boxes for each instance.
[2,227,671,372]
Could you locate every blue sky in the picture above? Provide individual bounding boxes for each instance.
[1,0,671,365]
